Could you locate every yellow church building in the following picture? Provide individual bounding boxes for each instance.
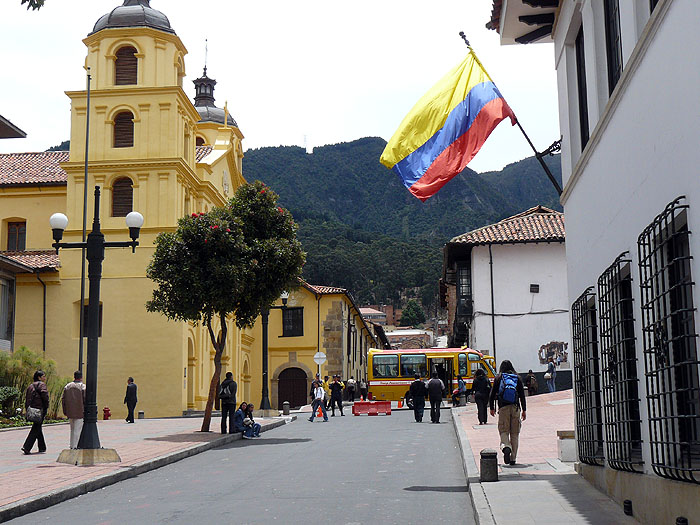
[0,0,378,417]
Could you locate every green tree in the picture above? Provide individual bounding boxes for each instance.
[400,299,426,327]
[146,181,305,432]
[21,0,45,9]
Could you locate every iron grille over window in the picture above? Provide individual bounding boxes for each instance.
[572,287,605,465]
[112,177,133,217]
[7,222,26,251]
[114,112,134,148]
[115,46,137,85]
[604,0,623,95]
[638,196,700,483]
[598,253,643,473]
[282,307,303,337]
[575,26,589,150]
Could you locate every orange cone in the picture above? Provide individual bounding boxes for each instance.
[398,398,403,409]
[317,405,323,417]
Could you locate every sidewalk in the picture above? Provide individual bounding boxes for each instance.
[452,390,638,524]
[0,415,292,522]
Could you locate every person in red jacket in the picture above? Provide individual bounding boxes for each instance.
[22,370,50,455]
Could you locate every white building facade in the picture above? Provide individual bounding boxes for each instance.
[491,0,700,522]
[443,207,570,387]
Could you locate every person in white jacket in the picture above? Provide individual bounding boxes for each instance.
[308,382,328,422]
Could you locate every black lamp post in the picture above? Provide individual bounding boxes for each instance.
[50,186,143,451]
[260,292,289,411]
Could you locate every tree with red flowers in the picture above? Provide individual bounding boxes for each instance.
[146,181,305,432]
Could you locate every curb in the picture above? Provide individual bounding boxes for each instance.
[451,407,496,525]
[0,421,70,433]
[0,416,295,523]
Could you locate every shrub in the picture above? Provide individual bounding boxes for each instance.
[0,385,20,412]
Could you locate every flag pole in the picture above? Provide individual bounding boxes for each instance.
[459,32,563,196]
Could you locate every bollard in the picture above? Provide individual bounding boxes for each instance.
[676,518,688,525]
[480,449,498,482]
[282,401,290,415]
[138,410,144,419]
[623,500,633,516]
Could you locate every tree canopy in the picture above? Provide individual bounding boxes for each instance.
[21,0,44,9]
[146,181,305,430]
[399,299,426,327]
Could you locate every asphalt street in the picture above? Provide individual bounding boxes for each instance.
[9,409,474,525]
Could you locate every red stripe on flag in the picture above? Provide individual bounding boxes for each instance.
[409,98,514,202]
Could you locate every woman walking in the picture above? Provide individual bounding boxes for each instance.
[470,369,491,424]
[488,360,527,465]
[22,370,49,455]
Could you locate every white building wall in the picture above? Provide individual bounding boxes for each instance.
[470,242,569,375]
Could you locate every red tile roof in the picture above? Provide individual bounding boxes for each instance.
[0,147,215,186]
[486,0,502,31]
[0,251,60,272]
[303,283,347,295]
[449,206,565,245]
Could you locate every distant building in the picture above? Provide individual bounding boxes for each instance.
[385,328,433,349]
[366,304,400,326]
[442,206,570,387]
[359,307,387,325]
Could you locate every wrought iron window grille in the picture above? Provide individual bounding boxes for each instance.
[572,287,605,466]
[638,196,700,483]
[597,252,644,473]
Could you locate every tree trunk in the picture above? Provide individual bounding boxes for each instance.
[200,314,228,432]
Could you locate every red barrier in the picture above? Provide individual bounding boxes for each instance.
[352,401,391,416]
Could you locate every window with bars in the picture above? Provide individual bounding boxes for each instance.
[114,112,134,148]
[112,177,133,217]
[575,26,589,150]
[604,0,623,95]
[7,222,26,251]
[638,196,700,483]
[572,287,605,465]
[115,46,137,85]
[598,253,643,473]
[282,307,303,337]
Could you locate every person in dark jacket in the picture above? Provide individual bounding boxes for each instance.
[245,403,262,437]
[22,370,49,455]
[219,371,238,434]
[124,377,138,423]
[470,369,491,425]
[488,360,527,465]
[426,372,445,423]
[329,375,344,416]
[408,373,427,422]
[234,402,254,439]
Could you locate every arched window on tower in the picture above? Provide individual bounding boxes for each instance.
[113,111,134,148]
[115,46,138,85]
[112,177,133,217]
[196,136,205,147]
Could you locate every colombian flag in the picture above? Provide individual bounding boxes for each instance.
[380,51,516,201]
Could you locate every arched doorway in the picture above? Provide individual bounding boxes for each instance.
[277,367,308,409]
[242,359,251,403]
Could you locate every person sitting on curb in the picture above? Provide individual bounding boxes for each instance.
[245,403,262,438]
[488,360,527,466]
[234,402,254,439]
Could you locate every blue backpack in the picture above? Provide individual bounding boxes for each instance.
[498,373,518,404]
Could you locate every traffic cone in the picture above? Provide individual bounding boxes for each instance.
[398,398,403,409]
[317,405,323,417]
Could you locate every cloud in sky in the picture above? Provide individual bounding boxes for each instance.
[0,0,559,173]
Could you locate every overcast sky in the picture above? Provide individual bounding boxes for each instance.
[0,0,559,173]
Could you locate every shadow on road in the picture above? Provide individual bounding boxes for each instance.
[144,433,220,443]
[217,437,312,449]
[403,485,469,493]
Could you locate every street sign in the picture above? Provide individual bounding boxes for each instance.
[313,351,327,365]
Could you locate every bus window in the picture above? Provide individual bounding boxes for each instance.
[400,354,427,377]
[373,355,399,378]
[458,353,468,376]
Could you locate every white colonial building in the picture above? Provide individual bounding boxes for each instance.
[442,206,570,387]
[490,0,700,522]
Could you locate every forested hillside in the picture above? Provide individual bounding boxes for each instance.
[244,137,562,310]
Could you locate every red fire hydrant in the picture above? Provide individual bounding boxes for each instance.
[103,406,111,420]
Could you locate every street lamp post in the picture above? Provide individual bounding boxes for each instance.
[51,186,143,464]
[260,292,289,412]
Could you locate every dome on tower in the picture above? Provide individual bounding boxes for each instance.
[193,68,238,127]
[91,0,175,36]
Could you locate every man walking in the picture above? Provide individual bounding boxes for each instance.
[409,373,427,422]
[329,375,345,416]
[61,371,85,449]
[124,377,138,423]
[489,360,527,465]
[427,372,444,423]
[219,371,238,434]
[546,357,557,393]
[346,376,356,402]
[359,378,368,401]
[308,380,328,422]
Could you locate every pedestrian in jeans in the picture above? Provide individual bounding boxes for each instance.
[426,372,444,423]
[245,403,262,437]
[308,381,328,422]
[409,373,427,422]
[545,357,557,392]
[359,378,368,401]
[62,370,86,449]
[124,377,138,423]
[346,376,357,402]
[489,360,527,465]
[234,402,254,438]
[470,368,491,425]
[219,371,238,434]
[22,370,49,455]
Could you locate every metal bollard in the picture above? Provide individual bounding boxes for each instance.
[480,449,498,482]
[138,410,145,419]
[282,401,290,415]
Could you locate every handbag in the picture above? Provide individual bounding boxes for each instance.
[544,372,552,380]
[25,383,44,423]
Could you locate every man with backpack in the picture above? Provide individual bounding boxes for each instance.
[219,371,238,434]
[488,360,527,465]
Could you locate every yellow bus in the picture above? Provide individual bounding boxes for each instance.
[367,347,496,402]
